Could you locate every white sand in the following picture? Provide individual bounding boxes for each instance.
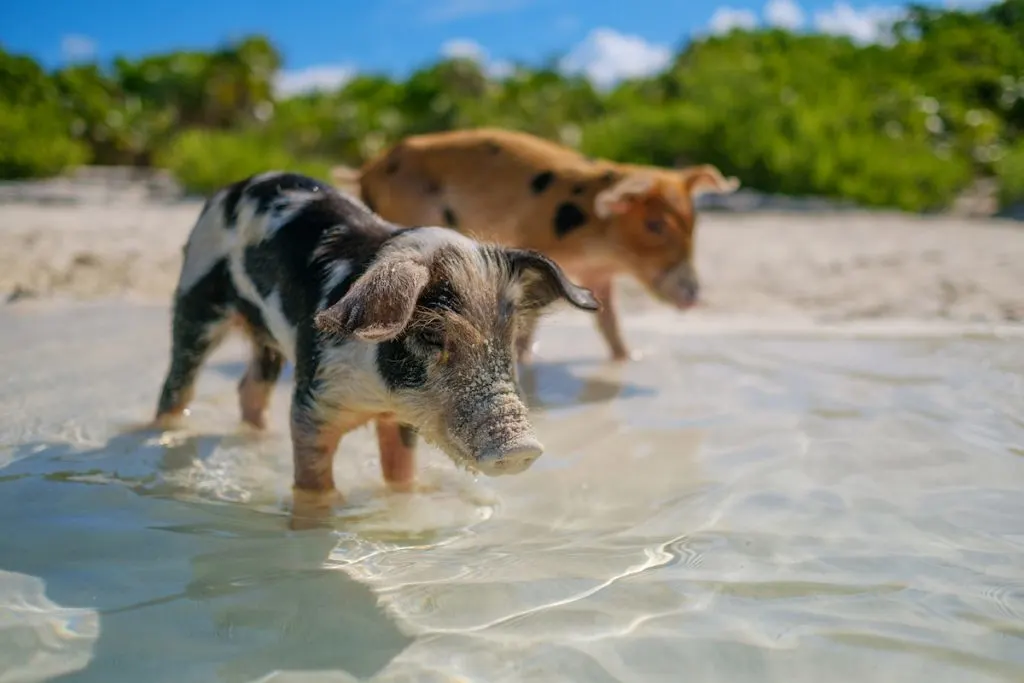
[2,185,1023,325]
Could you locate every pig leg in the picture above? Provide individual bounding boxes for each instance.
[290,402,346,493]
[289,351,374,492]
[237,341,285,429]
[288,400,372,527]
[154,276,233,425]
[376,418,417,491]
[586,277,631,362]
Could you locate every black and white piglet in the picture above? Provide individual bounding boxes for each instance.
[153,171,600,494]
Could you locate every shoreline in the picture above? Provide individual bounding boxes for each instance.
[2,175,1023,326]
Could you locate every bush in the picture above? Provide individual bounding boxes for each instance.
[580,102,974,213]
[994,142,1024,210]
[0,102,90,179]
[154,129,332,195]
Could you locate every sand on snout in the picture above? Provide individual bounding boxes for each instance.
[1,187,1022,325]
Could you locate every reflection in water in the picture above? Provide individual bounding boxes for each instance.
[0,570,99,683]
[0,434,416,683]
[517,359,656,409]
[2,304,1024,683]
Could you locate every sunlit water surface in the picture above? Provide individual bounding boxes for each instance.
[1,302,1023,683]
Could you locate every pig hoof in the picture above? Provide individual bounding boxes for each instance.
[610,348,643,362]
[240,414,267,430]
[476,442,543,476]
[289,487,343,530]
[130,412,186,432]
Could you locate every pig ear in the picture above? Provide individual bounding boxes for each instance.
[679,164,740,198]
[314,258,430,342]
[593,173,657,219]
[505,249,600,312]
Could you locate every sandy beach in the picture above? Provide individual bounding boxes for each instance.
[2,175,1022,326]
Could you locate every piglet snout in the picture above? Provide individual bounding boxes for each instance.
[656,263,701,310]
[476,438,544,476]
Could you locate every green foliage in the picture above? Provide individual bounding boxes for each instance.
[1,1,1023,211]
[153,129,330,195]
[995,141,1024,208]
[0,101,90,179]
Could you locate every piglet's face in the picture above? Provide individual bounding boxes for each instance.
[594,165,740,311]
[315,228,599,476]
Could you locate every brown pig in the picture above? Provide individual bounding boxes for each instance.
[351,128,740,362]
[152,171,600,500]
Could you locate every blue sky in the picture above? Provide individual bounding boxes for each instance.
[1,0,989,94]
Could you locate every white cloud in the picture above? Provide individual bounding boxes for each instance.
[560,28,672,90]
[61,34,97,62]
[441,38,487,61]
[708,7,758,34]
[813,2,904,44]
[765,0,806,30]
[274,64,356,97]
[423,0,532,23]
[440,38,515,79]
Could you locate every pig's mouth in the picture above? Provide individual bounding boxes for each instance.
[651,265,701,311]
[416,420,543,478]
[439,430,543,477]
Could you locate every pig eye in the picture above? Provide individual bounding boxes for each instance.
[645,218,665,234]
[417,327,445,350]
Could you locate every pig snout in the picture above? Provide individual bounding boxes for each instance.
[447,375,544,477]
[655,263,700,310]
[476,437,544,476]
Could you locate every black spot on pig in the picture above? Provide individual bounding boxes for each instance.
[233,297,266,334]
[530,171,554,194]
[243,243,278,299]
[248,173,324,215]
[376,339,428,390]
[553,202,587,238]
[443,206,458,228]
[399,424,418,448]
[222,180,247,226]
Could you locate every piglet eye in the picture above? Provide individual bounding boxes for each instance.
[645,218,665,234]
[418,327,445,349]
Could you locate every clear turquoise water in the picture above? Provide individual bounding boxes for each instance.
[1,303,1023,683]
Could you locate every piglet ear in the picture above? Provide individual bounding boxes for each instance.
[505,248,600,312]
[314,258,430,342]
[680,164,740,197]
[594,173,657,219]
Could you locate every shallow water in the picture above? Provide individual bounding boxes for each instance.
[1,302,1023,683]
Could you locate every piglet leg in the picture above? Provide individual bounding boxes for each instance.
[376,418,418,491]
[290,404,354,493]
[288,403,371,529]
[154,283,233,425]
[586,278,631,361]
[238,342,285,429]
